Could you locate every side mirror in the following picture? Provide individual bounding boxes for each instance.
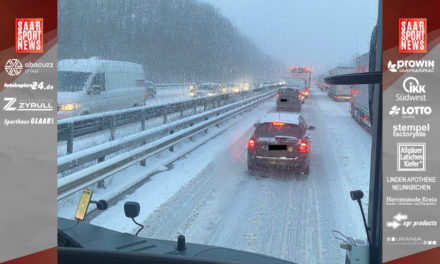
[124,201,140,218]
[253,123,258,127]
[350,190,371,244]
[350,190,364,201]
[124,201,144,236]
[90,199,108,211]
[88,84,101,95]
[309,126,315,130]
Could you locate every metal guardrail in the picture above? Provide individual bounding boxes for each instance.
[58,94,228,146]
[58,85,278,155]
[57,89,276,199]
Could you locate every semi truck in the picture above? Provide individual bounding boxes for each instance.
[327,67,355,100]
[350,52,371,131]
[289,66,311,89]
[287,66,312,99]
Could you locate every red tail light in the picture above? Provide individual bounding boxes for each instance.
[276,92,280,97]
[299,141,308,152]
[248,138,255,149]
[272,122,285,126]
[144,93,148,100]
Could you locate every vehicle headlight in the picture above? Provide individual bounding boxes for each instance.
[58,103,80,111]
[190,92,195,96]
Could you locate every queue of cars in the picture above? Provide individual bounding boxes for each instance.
[189,81,257,98]
[189,82,222,97]
[57,58,280,119]
[247,78,314,175]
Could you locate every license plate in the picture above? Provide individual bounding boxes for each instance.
[269,160,286,165]
[268,145,287,151]
[337,90,343,94]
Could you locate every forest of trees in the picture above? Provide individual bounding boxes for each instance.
[58,0,284,82]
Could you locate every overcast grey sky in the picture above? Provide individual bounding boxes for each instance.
[201,0,378,75]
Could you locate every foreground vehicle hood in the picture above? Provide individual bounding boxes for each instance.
[58,217,296,264]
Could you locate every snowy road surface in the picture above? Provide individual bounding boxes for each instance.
[86,88,372,264]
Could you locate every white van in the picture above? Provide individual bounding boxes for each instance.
[58,57,148,119]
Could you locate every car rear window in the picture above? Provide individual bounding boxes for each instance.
[279,88,299,97]
[255,123,302,138]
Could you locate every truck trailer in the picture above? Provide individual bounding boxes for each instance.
[350,52,371,131]
[327,67,355,100]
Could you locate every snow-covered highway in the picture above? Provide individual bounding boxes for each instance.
[60,88,372,264]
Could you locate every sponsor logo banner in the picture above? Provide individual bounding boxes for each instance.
[0,1,56,263]
[383,2,440,263]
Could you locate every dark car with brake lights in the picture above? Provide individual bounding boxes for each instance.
[276,87,302,112]
[247,112,314,174]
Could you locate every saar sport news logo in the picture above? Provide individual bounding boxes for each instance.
[389,105,432,118]
[4,59,23,76]
[399,18,426,53]
[15,18,43,53]
[387,60,434,73]
[395,76,426,102]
